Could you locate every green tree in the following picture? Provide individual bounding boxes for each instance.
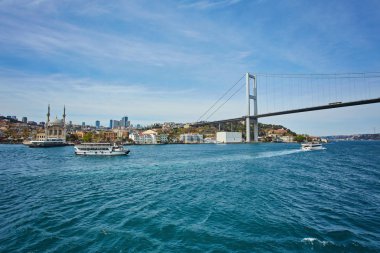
[83,132,93,142]
[294,135,306,143]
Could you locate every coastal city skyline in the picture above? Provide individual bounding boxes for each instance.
[1,0,380,135]
[1,2,380,252]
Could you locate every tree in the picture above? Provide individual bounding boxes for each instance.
[294,135,306,143]
[66,134,78,142]
[83,132,93,142]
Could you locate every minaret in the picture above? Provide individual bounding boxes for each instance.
[63,105,66,142]
[45,104,50,140]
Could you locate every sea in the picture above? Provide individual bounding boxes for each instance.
[0,141,379,252]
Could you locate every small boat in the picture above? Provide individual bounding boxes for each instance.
[74,143,130,156]
[26,138,67,148]
[301,142,324,151]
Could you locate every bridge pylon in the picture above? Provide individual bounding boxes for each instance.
[246,73,258,142]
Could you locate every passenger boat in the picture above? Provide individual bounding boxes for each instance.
[301,142,324,151]
[26,138,67,148]
[74,143,130,156]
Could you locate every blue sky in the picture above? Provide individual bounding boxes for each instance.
[1,0,379,135]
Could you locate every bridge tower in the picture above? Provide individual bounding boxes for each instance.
[246,73,258,142]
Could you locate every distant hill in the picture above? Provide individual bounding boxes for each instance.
[323,134,380,141]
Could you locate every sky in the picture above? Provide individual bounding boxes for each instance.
[0,0,380,135]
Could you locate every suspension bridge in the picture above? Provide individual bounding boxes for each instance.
[193,72,380,142]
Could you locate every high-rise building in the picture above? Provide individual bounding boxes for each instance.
[82,122,85,128]
[121,116,129,127]
[112,120,120,129]
[95,120,100,129]
[22,117,27,123]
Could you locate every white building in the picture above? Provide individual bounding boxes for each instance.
[159,134,168,143]
[142,134,157,144]
[216,132,242,143]
[180,134,203,144]
[129,132,139,143]
[129,131,158,144]
[279,135,294,143]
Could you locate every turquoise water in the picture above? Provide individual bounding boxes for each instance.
[0,142,379,252]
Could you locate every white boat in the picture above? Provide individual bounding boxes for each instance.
[301,142,325,151]
[74,143,130,156]
[26,138,67,148]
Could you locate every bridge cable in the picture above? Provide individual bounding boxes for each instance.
[265,74,268,113]
[197,74,245,122]
[205,82,246,121]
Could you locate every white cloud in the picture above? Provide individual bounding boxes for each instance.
[0,71,220,125]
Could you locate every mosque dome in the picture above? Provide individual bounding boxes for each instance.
[49,118,64,126]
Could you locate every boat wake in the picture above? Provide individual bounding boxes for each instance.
[255,149,302,159]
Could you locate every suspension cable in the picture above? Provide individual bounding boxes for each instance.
[197,74,245,122]
[205,82,246,121]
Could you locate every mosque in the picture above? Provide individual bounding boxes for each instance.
[35,105,67,141]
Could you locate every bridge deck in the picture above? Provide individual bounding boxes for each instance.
[193,97,380,126]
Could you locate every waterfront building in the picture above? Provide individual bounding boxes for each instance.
[279,135,294,143]
[129,130,159,144]
[142,133,156,144]
[95,120,100,129]
[204,137,217,144]
[22,117,27,123]
[35,132,45,141]
[129,132,140,143]
[103,131,117,141]
[35,105,66,141]
[141,130,158,144]
[180,134,203,144]
[114,129,129,140]
[216,132,242,143]
[159,134,169,143]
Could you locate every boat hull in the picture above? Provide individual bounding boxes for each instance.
[26,142,67,148]
[301,143,325,151]
[74,143,130,156]
[301,146,324,151]
[75,150,130,156]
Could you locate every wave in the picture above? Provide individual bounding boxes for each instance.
[255,149,302,159]
[301,237,331,246]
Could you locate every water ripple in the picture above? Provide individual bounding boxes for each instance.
[0,142,379,252]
